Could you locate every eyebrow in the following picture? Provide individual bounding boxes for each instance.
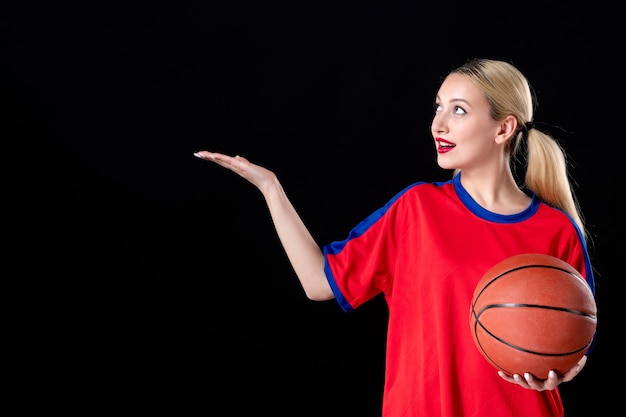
[435,95,471,106]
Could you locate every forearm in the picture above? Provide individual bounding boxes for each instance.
[262,177,333,301]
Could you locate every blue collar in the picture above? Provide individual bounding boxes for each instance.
[453,172,539,223]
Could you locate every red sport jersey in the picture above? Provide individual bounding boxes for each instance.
[322,173,595,417]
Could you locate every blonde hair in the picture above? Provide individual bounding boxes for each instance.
[450,59,587,240]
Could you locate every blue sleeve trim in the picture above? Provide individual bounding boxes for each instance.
[321,181,432,312]
[323,257,352,312]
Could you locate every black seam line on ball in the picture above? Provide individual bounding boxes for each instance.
[476,303,596,319]
[472,319,592,356]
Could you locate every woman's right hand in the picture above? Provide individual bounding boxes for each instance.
[194,151,276,194]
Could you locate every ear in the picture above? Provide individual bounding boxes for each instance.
[494,115,517,144]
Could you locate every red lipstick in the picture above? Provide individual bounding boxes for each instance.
[436,138,455,153]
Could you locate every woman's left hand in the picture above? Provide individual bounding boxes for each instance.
[498,355,587,391]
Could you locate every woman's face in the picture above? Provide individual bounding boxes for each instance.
[431,73,504,171]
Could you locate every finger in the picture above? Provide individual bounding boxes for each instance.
[524,372,557,391]
[211,153,247,165]
[233,154,250,163]
[193,151,214,160]
[498,371,514,383]
[544,370,560,389]
[523,373,540,389]
[514,373,530,388]
[560,363,582,383]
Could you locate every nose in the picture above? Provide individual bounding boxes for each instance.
[431,113,446,135]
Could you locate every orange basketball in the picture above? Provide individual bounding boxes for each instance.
[469,253,597,379]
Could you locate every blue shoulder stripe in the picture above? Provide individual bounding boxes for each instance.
[322,181,432,256]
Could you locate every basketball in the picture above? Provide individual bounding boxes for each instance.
[469,253,597,379]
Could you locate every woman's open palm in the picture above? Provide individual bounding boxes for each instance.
[194,151,276,193]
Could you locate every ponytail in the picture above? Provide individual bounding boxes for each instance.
[524,129,587,240]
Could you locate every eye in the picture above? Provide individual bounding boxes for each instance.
[453,106,467,115]
[434,103,442,112]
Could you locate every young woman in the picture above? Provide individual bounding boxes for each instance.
[194,58,595,416]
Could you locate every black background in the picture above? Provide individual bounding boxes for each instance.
[4,2,621,415]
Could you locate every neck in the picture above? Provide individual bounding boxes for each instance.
[457,168,530,215]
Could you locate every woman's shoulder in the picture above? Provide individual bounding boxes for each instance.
[383,179,457,212]
[394,178,456,199]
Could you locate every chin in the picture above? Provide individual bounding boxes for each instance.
[436,160,454,170]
